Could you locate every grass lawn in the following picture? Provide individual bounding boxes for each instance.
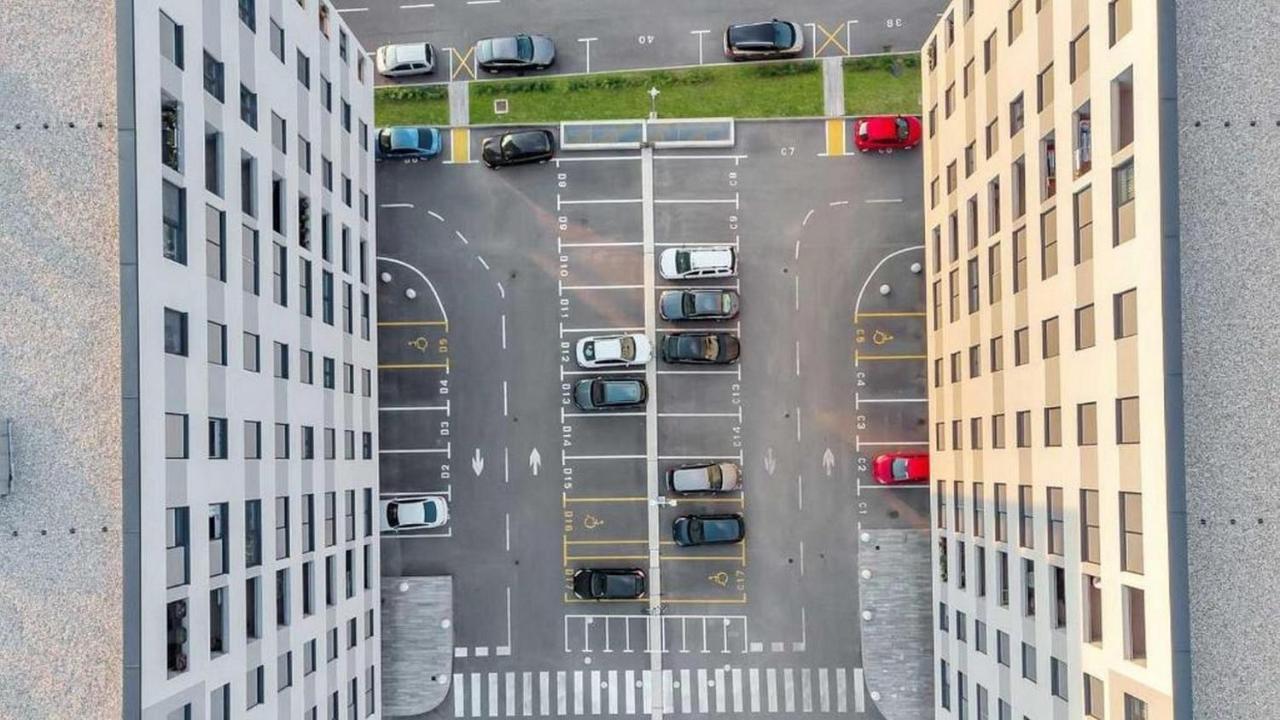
[373,86,449,126]
[468,62,824,124]
[843,55,923,116]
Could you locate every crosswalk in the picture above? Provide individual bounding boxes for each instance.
[451,666,867,717]
[564,614,750,654]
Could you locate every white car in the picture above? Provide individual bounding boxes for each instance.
[380,495,449,532]
[375,42,436,77]
[659,246,737,280]
[575,334,652,368]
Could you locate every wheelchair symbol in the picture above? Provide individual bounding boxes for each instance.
[872,330,894,345]
[708,572,729,587]
[582,514,604,530]
[408,336,430,353]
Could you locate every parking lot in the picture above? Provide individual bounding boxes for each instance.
[373,118,932,718]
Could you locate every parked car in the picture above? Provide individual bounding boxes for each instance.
[481,129,556,168]
[666,462,743,494]
[575,333,652,368]
[659,289,740,322]
[572,568,647,599]
[661,332,740,364]
[375,42,436,77]
[475,34,556,73]
[572,377,648,411]
[672,514,746,547]
[871,452,930,484]
[852,115,923,153]
[723,19,804,60]
[381,495,450,532]
[375,126,443,161]
[659,246,737,280]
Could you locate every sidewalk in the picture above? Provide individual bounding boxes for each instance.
[857,528,934,720]
[382,576,454,717]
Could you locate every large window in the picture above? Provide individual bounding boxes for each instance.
[1113,160,1136,244]
[1117,396,1141,444]
[243,332,260,372]
[1044,407,1062,447]
[1011,227,1027,292]
[1074,187,1094,263]
[245,499,262,567]
[1041,207,1058,277]
[1042,316,1060,358]
[1047,488,1064,554]
[1017,484,1034,547]
[1120,492,1144,573]
[993,484,1008,541]
[1075,304,1096,349]
[1081,489,1101,563]
[1123,586,1147,661]
[162,181,187,264]
[203,51,224,101]
[165,413,188,459]
[239,84,258,129]
[208,503,228,577]
[1115,288,1138,338]
[273,242,288,306]
[163,308,188,356]
[208,417,228,459]
[165,507,190,588]
[276,496,291,560]
[160,11,184,68]
[244,420,261,460]
[205,204,226,281]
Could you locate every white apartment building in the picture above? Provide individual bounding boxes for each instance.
[126,0,380,717]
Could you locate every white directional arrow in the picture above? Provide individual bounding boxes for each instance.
[822,448,835,477]
[763,447,777,476]
[529,448,542,476]
[471,448,485,477]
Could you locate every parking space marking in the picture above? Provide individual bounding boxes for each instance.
[563,411,646,418]
[399,2,434,8]
[560,325,646,335]
[556,195,643,209]
[654,283,738,291]
[554,155,641,164]
[855,393,927,408]
[378,256,450,326]
[854,310,926,319]
[854,351,926,362]
[655,369,739,377]
[564,496,647,503]
[657,411,740,419]
[560,241,644,248]
[380,444,452,456]
[857,440,930,447]
[381,403,450,412]
[654,194,739,209]
[427,210,446,222]
[447,47,477,81]
[823,119,846,156]
[866,197,905,204]
[852,245,925,318]
[380,202,414,208]
[653,154,748,162]
[561,283,645,291]
[378,360,450,370]
[449,127,472,163]
[378,319,448,327]
[563,453,646,460]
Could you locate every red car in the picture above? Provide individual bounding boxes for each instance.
[872,452,930,484]
[853,115,923,153]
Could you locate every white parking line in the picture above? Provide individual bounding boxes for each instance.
[690,29,711,65]
[562,284,645,291]
[336,7,368,12]
[563,412,646,418]
[866,198,904,204]
[658,323,740,333]
[380,403,450,413]
[380,446,451,455]
[653,154,749,161]
[427,210,446,222]
[857,440,930,447]
[828,200,849,207]
[455,230,470,245]
[476,255,490,270]
[561,325,645,334]
[859,482,931,490]
[563,453,646,461]
[654,194,739,209]
[658,412,740,418]
[505,513,511,551]
[795,341,801,376]
[380,202,414,208]
[383,528,452,539]
[400,2,435,8]
[655,369,739,376]
[655,284,738,291]
[557,195,643,209]
[502,380,509,415]
[654,239,738,248]
[561,241,644,248]
[855,394,927,408]
[496,281,505,299]
[501,314,507,349]
[796,407,802,441]
[561,368,638,377]
[466,0,499,4]
[555,155,641,164]
[658,454,743,461]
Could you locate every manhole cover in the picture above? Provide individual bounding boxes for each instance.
[493,98,509,115]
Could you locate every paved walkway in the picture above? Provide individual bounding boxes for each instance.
[383,576,453,717]
[822,56,846,117]
[857,528,934,720]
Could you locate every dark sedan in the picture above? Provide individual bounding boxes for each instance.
[375,126,442,161]
[672,514,746,547]
[724,20,804,60]
[475,34,556,73]
[572,377,648,411]
[482,129,556,168]
[661,332,740,364]
[659,289,740,322]
[572,568,647,599]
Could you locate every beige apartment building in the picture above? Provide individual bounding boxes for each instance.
[921,1,1177,718]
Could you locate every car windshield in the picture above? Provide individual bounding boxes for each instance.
[774,22,794,47]
[601,382,640,404]
[618,337,635,359]
[422,501,438,523]
[688,518,705,543]
[386,504,399,525]
[674,251,691,274]
[693,292,721,316]
[891,458,910,479]
[895,117,910,140]
[591,574,608,596]
[706,465,723,489]
[516,35,535,61]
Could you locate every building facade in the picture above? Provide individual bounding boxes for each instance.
[921,1,1176,719]
[123,0,380,717]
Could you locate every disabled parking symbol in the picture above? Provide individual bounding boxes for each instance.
[708,571,729,587]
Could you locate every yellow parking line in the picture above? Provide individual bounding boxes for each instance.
[854,352,927,362]
[825,119,845,157]
[564,496,648,503]
[451,128,471,164]
[378,362,449,370]
[855,311,926,320]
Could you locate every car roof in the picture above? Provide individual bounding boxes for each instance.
[861,116,902,139]
[728,22,778,45]
[385,43,428,64]
[686,247,733,265]
[389,127,419,148]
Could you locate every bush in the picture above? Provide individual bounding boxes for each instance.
[376,85,447,102]
[473,79,554,96]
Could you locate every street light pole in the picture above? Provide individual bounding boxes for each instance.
[648,86,660,119]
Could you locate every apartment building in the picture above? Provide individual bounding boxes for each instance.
[921,1,1177,719]
[129,0,380,717]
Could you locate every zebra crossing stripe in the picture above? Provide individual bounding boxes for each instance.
[642,670,653,714]
[454,674,466,717]
[732,668,744,713]
[680,668,692,713]
[573,671,584,715]
[854,667,866,712]
[819,668,831,712]
[765,667,778,713]
[522,672,533,717]
[662,670,674,713]
[590,670,601,715]
[837,668,848,713]
[556,671,567,716]
[470,673,481,718]
[625,670,636,715]
[801,668,813,713]
[487,672,498,718]
[715,668,727,712]
[749,668,761,713]
[539,672,550,716]
[783,668,796,713]
[697,668,709,713]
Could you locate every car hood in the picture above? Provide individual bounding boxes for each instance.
[529,35,556,64]
[659,291,685,319]
[474,38,509,64]
[658,249,679,278]
[718,334,741,361]
[719,463,742,490]
[481,136,501,160]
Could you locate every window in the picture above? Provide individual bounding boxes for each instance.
[242,225,260,294]
[1076,401,1098,446]
[208,503,228,577]
[1075,103,1094,176]
[160,11,184,68]
[1081,489,1101,563]
[275,423,290,459]
[246,576,261,640]
[939,660,951,710]
[343,177,353,207]
[238,0,256,30]
[1012,228,1027,293]
[325,554,337,606]
[1009,94,1025,136]
[276,496,291,560]
[1037,63,1054,111]
[262,17,282,60]
[245,499,262,567]
[983,31,997,73]
[166,599,188,674]
[271,112,287,154]
[345,548,356,598]
[945,84,955,118]
[274,341,290,379]
[366,666,376,714]
[998,701,1010,720]
[968,345,981,378]
[205,204,227,280]
[1075,304,1096,349]
[1123,586,1147,661]
[343,283,354,333]
[211,684,230,720]
[247,665,265,709]
[1047,487,1064,554]
[975,684,988,720]
[1023,558,1036,616]
[363,544,373,588]
[1050,657,1068,700]
[963,59,974,98]
[241,154,258,218]
[1021,642,1037,682]
[301,349,314,384]
[931,281,942,330]
[322,157,333,191]
[933,358,943,388]
[324,427,336,460]
[361,293,371,339]
[996,630,1010,666]
[243,331,260,372]
[935,423,945,452]
[304,639,318,675]
[951,420,962,451]
[1042,317,1060,358]
[165,413,188,459]
[1011,156,1026,218]
[991,414,1006,450]
[1042,133,1058,199]
[276,567,290,626]
[1074,187,1094,263]
[244,420,262,460]
[163,308,189,356]
[1018,484,1034,546]
[1117,396,1140,444]
[1124,694,1149,720]
[985,119,999,159]
[1113,160,1136,244]
[1112,66,1135,151]
[165,507,190,588]
[364,489,374,536]
[341,100,352,132]
[948,271,960,322]
[957,672,968,719]
[1121,492,1144,573]
[1070,28,1091,81]
[936,481,947,529]
[1007,0,1023,42]
[302,426,315,459]
[322,271,335,325]
[996,550,1009,606]
[976,545,987,596]
[1014,327,1029,366]
[325,492,337,546]
[273,242,288,306]
[208,417,229,459]
[272,178,286,235]
[303,494,316,552]
[953,481,965,532]
[966,259,980,314]
[278,651,293,690]
[987,243,1002,303]
[1041,207,1058,278]
[162,181,187,264]
[203,52,225,101]
[975,618,987,652]
[239,84,258,129]
[1084,673,1105,718]
[1044,406,1062,447]
[1110,0,1133,45]
[988,177,1001,234]
[321,75,332,111]
[323,357,336,390]
[990,336,1004,372]
[1115,288,1138,338]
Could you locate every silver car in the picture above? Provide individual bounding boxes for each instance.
[375,42,436,77]
[665,462,742,494]
[475,34,556,73]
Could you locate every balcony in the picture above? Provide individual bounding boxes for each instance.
[1073,109,1092,178]
[166,599,188,674]
[161,99,181,172]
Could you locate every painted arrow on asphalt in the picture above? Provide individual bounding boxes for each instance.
[472,448,485,476]
[529,448,542,476]
[764,447,777,476]
[823,448,835,476]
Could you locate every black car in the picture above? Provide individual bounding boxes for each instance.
[723,20,804,60]
[572,377,648,411]
[475,34,556,73]
[672,514,746,547]
[661,332,741,364]
[659,289,740,322]
[482,129,556,168]
[572,568,647,599]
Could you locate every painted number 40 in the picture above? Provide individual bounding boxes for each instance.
[637,35,656,44]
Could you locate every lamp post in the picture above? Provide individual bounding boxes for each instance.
[648,86,660,119]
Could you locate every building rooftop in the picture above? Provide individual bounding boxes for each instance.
[0,1,124,717]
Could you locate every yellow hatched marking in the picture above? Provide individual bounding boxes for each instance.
[451,128,471,164]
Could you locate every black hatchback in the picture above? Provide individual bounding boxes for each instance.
[661,332,740,364]
[672,514,746,547]
[482,129,556,168]
[572,377,648,411]
[572,568,647,599]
